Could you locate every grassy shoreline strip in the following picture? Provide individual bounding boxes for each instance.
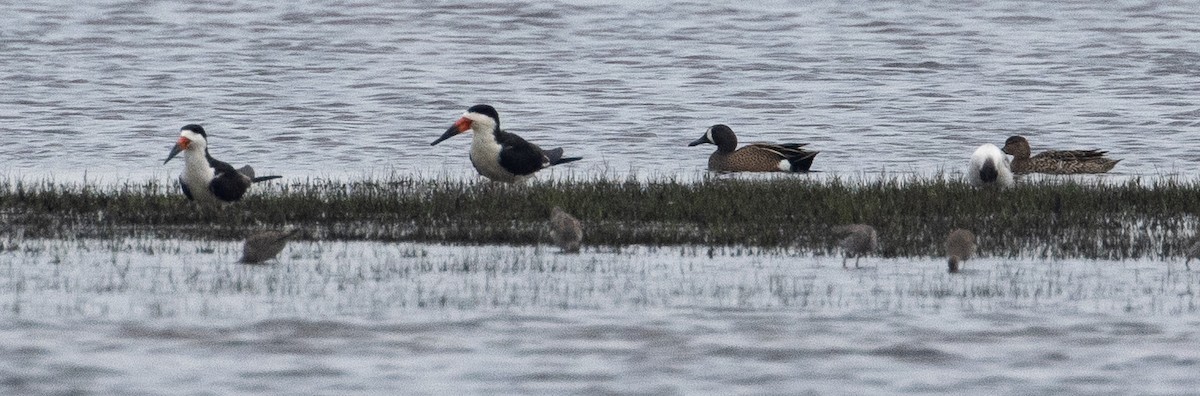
[1,176,1198,259]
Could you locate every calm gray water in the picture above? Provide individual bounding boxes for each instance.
[2,238,1200,394]
[2,0,1199,181]
[5,0,1200,394]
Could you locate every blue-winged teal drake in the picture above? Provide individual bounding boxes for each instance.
[969,144,1014,188]
[240,229,300,264]
[163,124,282,203]
[1001,135,1120,174]
[549,206,583,254]
[832,224,878,269]
[432,104,582,183]
[945,229,976,274]
[688,124,818,172]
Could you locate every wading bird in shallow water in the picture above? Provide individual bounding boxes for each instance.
[968,143,1013,188]
[431,104,582,183]
[240,229,300,264]
[688,124,818,172]
[945,229,976,274]
[833,224,878,269]
[163,124,281,203]
[1184,239,1200,271]
[1001,135,1120,175]
[548,206,583,254]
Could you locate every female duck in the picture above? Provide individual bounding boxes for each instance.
[1001,135,1120,174]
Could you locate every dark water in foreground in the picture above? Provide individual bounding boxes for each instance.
[1,239,1198,394]
[8,312,1198,394]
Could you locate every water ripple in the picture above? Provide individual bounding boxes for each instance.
[0,1,1195,181]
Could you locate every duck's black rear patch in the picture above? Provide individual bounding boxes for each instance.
[979,159,998,183]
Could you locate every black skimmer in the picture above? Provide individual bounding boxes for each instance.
[163,124,282,203]
[431,104,582,183]
[240,229,300,264]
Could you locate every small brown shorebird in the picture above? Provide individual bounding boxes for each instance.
[1184,239,1200,271]
[549,206,583,254]
[969,143,1014,188]
[945,229,977,274]
[240,229,300,264]
[832,224,878,269]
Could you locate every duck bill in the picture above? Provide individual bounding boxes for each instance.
[431,118,472,146]
[163,137,189,164]
[687,136,710,147]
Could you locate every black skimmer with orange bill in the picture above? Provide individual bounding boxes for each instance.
[163,124,282,203]
[431,104,582,183]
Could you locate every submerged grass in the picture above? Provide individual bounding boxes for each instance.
[1,175,1199,259]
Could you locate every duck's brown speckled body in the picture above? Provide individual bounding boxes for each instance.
[688,125,818,172]
[1001,135,1120,174]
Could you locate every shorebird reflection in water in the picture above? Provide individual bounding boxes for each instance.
[240,229,300,264]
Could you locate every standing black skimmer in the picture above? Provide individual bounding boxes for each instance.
[163,124,281,203]
[431,104,582,183]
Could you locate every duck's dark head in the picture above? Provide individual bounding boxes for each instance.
[689,124,738,152]
[1002,135,1031,158]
